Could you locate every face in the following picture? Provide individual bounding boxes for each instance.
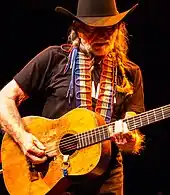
[75,23,116,56]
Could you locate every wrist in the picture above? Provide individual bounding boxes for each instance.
[13,130,28,145]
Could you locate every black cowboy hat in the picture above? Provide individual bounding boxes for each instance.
[55,0,138,27]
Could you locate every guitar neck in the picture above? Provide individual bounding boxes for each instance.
[124,104,170,130]
[76,104,170,149]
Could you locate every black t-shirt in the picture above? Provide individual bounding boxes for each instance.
[14,45,145,120]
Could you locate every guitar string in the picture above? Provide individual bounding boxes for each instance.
[45,109,170,156]
[46,109,168,155]
[46,114,170,156]
[45,106,170,149]
[45,106,170,153]
[45,105,170,151]
[46,113,166,156]
[45,108,170,154]
[50,105,170,148]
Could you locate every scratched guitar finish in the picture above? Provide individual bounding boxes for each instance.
[1,108,111,195]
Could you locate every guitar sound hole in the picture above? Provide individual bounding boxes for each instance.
[59,134,77,155]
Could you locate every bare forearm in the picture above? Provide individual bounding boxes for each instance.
[0,97,26,143]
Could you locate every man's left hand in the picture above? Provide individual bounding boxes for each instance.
[112,120,132,145]
[112,112,136,145]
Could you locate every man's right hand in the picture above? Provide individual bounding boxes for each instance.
[17,131,47,164]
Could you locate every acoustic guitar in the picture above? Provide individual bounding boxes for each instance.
[1,105,170,195]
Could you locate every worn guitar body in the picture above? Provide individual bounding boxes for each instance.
[1,108,111,195]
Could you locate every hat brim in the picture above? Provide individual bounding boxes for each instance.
[55,4,138,27]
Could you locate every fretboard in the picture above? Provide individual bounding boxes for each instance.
[76,104,170,149]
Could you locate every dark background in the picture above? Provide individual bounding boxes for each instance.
[1,0,170,194]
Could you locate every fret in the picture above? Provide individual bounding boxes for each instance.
[102,126,111,140]
[97,130,101,142]
[133,115,142,128]
[161,107,165,119]
[147,111,154,125]
[85,130,94,146]
[164,105,170,118]
[92,128,98,144]
[146,113,150,124]
[76,135,79,149]
[77,133,82,149]
[126,117,136,130]
[81,133,85,148]
[139,115,143,127]
[87,131,91,145]
[97,127,101,142]
[84,131,88,146]
[139,114,146,127]
[87,131,90,146]
[105,123,111,140]
[156,107,166,120]
[94,129,97,143]
[155,108,163,121]
[133,117,137,129]
[90,129,94,144]
[163,106,170,118]
[96,128,101,142]
[153,109,157,121]
[126,119,130,130]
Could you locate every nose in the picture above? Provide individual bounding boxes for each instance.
[97,28,106,36]
[96,28,113,39]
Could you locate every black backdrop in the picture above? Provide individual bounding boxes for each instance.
[1,0,170,194]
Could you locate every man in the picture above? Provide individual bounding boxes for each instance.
[0,0,145,194]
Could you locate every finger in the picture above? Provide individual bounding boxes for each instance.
[120,135,127,144]
[26,152,47,164]
[123,137,127,144]
[119,133,124,144]
[124,133,134,142]
[28,145,45,157]
[32,136,46,150]
[116,131,127,144]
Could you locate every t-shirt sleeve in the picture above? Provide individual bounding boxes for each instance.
[124,67,145,114]
[13,46,55,96]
